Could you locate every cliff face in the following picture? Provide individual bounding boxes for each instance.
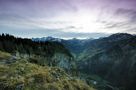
[52,53,75,70]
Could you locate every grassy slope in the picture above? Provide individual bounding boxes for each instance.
[0,51,95,90]
[0,51,11,59]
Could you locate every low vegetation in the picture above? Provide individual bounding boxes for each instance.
[0,51,11,59]
[0,58,95,90]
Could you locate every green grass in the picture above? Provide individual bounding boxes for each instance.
[0,59,95,90]
[0,51,11,59]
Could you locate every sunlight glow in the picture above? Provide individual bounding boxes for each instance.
[57,11,106,33]
[71,13,102,33]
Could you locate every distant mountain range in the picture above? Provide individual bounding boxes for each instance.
[32,36,62,42]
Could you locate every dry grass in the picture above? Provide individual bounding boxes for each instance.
[0,60,95,90]
[0,51,11,59]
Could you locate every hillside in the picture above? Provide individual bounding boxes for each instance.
[0,51,94,90]
[77,33,136,90]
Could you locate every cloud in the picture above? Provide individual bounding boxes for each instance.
[96,8,136,34]
[0,0,136,38]
[115,8,136,22]
[0,23,109,39]
[57,32,109,39]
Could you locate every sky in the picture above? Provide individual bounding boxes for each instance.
[0,0,136,39]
